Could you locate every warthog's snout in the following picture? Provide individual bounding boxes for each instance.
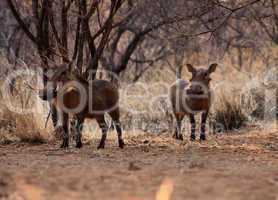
[187,82,206,95]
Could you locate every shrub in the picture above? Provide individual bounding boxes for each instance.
[0,77,50,144]
[240,67,278,120]
[210,91,248,132]
[0,107,47,144]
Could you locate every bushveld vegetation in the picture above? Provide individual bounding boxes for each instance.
[1,2,278,200]
[0,0,277,143]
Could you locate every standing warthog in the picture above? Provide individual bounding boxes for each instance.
[169,63,218,141]
[39,65,124,149]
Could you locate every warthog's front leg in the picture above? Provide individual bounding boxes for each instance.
[60,131,69,148]
[75,117,85,148]
[173,114,184,140]
[200,111,208,141]
[114,121,124,149]
[60,113,69,148]
[189,114,196,141]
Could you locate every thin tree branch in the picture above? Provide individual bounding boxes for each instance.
[6,0,38,44]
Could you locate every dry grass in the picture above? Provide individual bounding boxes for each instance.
[0,106,48,144]
[0,75,51,144]
[210,91,248,132]
[0,53,276,142]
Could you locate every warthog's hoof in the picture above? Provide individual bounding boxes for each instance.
[190,134,196,141]
[76,141,83,148]
[200,134,206,141]
[119,139,125,149]
[60,140,69,148]
[173,133,183,140]
[177,134,183,140]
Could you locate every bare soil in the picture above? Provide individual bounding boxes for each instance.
[1,129,278,200]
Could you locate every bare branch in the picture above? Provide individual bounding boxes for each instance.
[6,0,38,44]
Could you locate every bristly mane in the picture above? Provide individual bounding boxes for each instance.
[70,71,89,86]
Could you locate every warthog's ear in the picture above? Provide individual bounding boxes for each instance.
[208,63,217,74]
[186,64,196,74]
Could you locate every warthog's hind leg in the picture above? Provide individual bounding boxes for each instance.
[109,109,125,148]
[96,115,108,149]
[60,137,69,148]
[75,116,85,148]
[114,122,124,148]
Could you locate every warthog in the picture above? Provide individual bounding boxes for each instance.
[169,63,218,141]
[39,65,124,149]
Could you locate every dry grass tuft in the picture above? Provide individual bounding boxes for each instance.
[0,107,47,144]
[0,76,51,144]
[210,91,248,132]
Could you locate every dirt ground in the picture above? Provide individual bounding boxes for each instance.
[1,128,278,200]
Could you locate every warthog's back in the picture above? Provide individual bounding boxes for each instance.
[89,79,119,113]
[55,79,119,116]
